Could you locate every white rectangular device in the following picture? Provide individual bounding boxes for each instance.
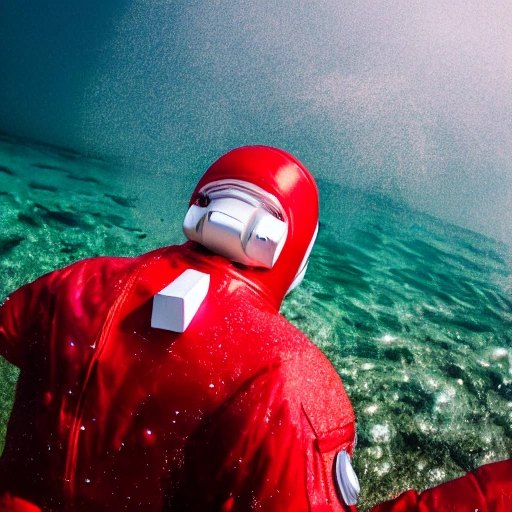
[151,269,210,333]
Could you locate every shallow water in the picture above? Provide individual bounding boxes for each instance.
[0,134,511,510]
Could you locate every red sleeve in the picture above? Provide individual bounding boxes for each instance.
[0,493,41,512]
[0,271,59,368]
[0,256,135,369]
[370,459,512,512]
[167,365,355,512]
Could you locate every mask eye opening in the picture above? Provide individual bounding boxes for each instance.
[195,193,210,207]
[272,210,285,222]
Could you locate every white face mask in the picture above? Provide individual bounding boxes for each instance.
[183,180,288,269]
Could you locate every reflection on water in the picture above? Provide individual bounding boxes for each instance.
[284,183,512,508]
[1,135,511,510]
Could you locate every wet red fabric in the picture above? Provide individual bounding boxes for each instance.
[0,494,41,512]
[370,458,512,511]
[0,244,355,511]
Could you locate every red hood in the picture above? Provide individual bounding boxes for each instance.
[188,146,319,309]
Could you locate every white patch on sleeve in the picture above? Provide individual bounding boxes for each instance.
[335,450,360,506]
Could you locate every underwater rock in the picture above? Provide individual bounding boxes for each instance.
[66,174,101,184]
[0,236,25,257]
[383,347,414,364]
[92,212,125,226]
[17,212,41,227]
[449,318,493,333]
[444,363,466,380]
[105,193,137,208]
[0,165,14,175]
[34,203,93,230]
[497,382,512,401]
[29,181,59,193]
[349,340,379,360]
[32,163,66,171]
[353,228,383,251]
[60,242,84,254]
[371,424,391,443]
[396,381,436,414]
[490,348,509,361]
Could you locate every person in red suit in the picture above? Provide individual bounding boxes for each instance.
[0,146,510,511]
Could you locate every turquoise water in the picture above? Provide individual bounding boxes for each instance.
[1,134,511,510]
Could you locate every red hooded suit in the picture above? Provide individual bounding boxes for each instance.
[0,146,510,511]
